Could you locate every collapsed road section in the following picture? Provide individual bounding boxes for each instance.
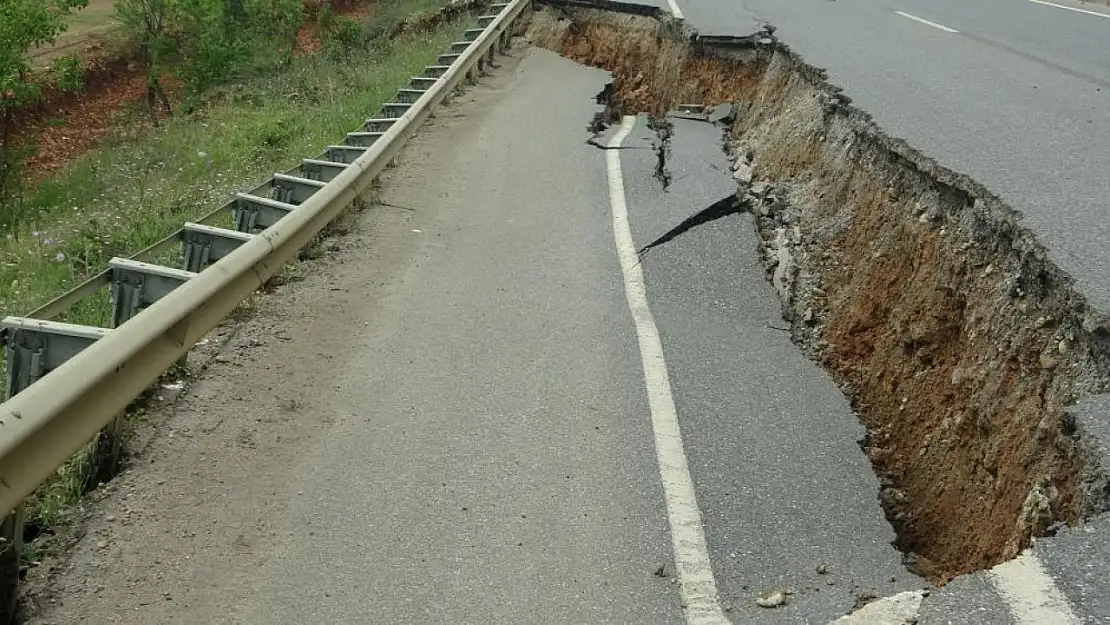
[531,2,1110,582]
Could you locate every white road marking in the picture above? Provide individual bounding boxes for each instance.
[605,115,729,625]
[666,0,684,20]
[1029,0,1110,18]
[830,590,924,624]
[894,11,960,33]
[987,551,1082,625]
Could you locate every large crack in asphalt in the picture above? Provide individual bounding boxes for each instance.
[637,194,745,257]
[532,1,1110,583]
[647,117,673,191]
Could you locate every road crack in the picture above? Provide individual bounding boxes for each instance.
[648,117,673,191]
[638,194,745,256]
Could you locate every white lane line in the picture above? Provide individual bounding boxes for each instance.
[666,0,684,20]
[605,115,729,625]
[894,11,960,33]
[1030,0,1110,19]
[987,552,1082,625]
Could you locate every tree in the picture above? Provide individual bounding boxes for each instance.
[243,0,303,61]
[116,0,176,124]
[0,0,88,214]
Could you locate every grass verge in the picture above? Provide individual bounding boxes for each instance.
[5,0,470,553]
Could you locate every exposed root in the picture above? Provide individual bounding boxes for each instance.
[532,5,1110,581]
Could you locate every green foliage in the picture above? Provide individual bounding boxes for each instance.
[116,0,305,100]
[243,0,303,45]
[0,0,89,226]
[2,13,464,315]
[0,0,88,109]
[321,15,366,58]
[51,55,85,92]
[174,0,248,92]
[114,0,175,59]
[0,140,34,232]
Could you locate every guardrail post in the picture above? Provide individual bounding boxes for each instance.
[0,318,111,619]
[0,507,23,625]
[91,260,195,487]
[86,414,125,490]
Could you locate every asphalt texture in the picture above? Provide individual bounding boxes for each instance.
[222,50,920,623]
[230,50,686,624]
[616,116,919,622]
[203,49,920,623]
[1035,512,1110,623]
[648,0,1110,621]
[915,573,1016,625]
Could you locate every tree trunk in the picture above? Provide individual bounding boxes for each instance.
[154,77,172,116]
[0,107,15,207]
[146,75,160,127]
[146,73,172,125]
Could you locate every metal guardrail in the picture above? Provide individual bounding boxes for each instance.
[0,0,528,519]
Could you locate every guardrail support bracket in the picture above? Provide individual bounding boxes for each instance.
[2,317,110,399]
[233,194,296,233]
[108,258,196,328]
[182,223,255,273]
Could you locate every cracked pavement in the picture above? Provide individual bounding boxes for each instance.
[25,48,924,625]
[23,0,1110,618]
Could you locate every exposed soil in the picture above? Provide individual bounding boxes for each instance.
[9,0,481,183]
[12,57,174,183]
[10,0,385,184]
[297,0,371,54]
[532,5,1110,581]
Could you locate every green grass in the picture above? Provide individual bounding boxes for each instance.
[3,7,465,321]
[6,0,473,542]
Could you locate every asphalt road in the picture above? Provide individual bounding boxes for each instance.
[27,48,926,624]
[618,117,917,622]
[26,3,1110,622]
[226,50,917,623]
[230,51,686,625]
[643,0,1110,622]
[669,0,1110,315]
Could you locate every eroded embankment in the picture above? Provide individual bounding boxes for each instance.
[531,5,1110,581]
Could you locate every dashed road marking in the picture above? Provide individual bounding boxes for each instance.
[604,115,728,625]
[1029,0,1110,18]
[895,11,959,33]
[988,551,1082,625]
[666,0,684,20]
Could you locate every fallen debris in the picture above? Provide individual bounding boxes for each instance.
[755,588,788,608]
